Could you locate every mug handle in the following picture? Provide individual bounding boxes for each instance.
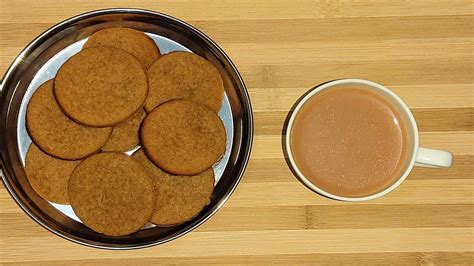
[415,147,453,168]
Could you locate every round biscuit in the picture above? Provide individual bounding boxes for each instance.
[145,51,224,113]
[68,152,155,236]
[25,143,81,204]
[83,27,160,68]
[102,108,146,152]
[133,149,214,226]
[26,79,112,160]
[54,46,148,127]
[141,99,226,175]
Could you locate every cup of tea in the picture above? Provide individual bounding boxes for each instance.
[285,78,453,201]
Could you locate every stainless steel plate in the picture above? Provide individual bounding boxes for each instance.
[0,8,253,249]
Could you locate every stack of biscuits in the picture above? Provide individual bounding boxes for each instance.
[24,27,226,236]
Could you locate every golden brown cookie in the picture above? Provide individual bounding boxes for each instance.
[101,108,146,152]
[26,80,112,160]
[68,152,154,236]
[54,46,148,127]
[141,99,226,175]
[145,51,224,113]
[25,143,80,204]
[83,27,160,68]
[133,149,214,226]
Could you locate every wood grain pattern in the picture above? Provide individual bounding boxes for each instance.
[1,0,473,264]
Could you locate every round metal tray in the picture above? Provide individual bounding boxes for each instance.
[0,8,253,249]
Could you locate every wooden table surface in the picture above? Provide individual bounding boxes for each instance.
[1,1,473,264]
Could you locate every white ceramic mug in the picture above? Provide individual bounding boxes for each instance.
[285,78,454,202]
